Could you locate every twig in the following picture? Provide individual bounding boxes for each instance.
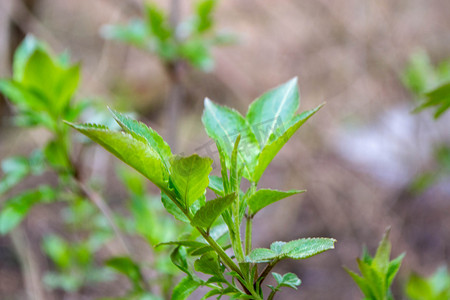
[75,179,132,257]
[10,227,48,300]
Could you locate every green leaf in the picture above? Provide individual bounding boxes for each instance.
[0,186,56,234]
[247,189,305,216]
[272,272,301,290]
[194,252,223,277]
[419,81,450,118]
[22,49,80,114]
[344,267,375,299]
[402,50,436,95]
[171,276,201,300]
[156,240,206,249]
[194,0,217,33]
[0,156,30,195]
[170,246,190,275]
[208,175,224,196]
[67,122,168,190]
[373,228,391,274]
[42,235,70,269]
[202,98,260,179]
[169,154,212,208]
[245,248,277,263]
[180,39,213,71]
[246,77,299,148]
[252,104,323,182]
[280,237,336,260]
[386,253,404,288]
[0,79,51,113]
[106,256,144,292]
[101,20,148,48]
[109,108,172,168]
[145,4,172,41]
[161,192,189,223]
[246,238,336,263]
[191,193,236,229]
[13,35,46,82]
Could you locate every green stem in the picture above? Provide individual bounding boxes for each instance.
[267,290,277,300]
[232,192,245,263]
[258,260,278,286]
[245,182,256,255]
[245,215,253,255]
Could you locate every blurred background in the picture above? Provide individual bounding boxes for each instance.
[0,0,450,299]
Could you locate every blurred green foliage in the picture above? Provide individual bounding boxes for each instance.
[345,229,404,300]
[405,266,450,300]
[101,0,235,71]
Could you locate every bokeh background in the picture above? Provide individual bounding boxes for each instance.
[1,0,450,299]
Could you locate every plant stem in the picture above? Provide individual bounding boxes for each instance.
[245,215,253,255]
[258,260,278,286]
[232,192,245,263]
[267,290,277,300]
[245,182,256,255]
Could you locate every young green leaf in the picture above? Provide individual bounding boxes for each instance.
[67,123,168,190]
[208,175,224,196]
[171,276,201,300]
[194,252,223,277]
[345,229,404,300]
[252,104,323,182]
[109,108,172,168]
[101,20,148,48]
[202,98,260,179]
[246,77,299,147]
[0,156,30,196]
[13,35,46,82]
[106,256,144,292]
[0,186,56,234]
[194,0,217,33]
[247,189,305,216]
[271,272,301,290]
[191,193,236,229]
[418,81,450,118]
[169,154,213,208]
[405,266,450,300]
[161,192,189,223]
[246,238,336,263]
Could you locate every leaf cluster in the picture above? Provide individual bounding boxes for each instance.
[405,266,450,300]
[345,229,404,300]
[101,0,235,71]
[69,78,336,299]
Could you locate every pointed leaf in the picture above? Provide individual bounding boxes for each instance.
[344,267,375,299]
[252,104,323,182]
[106,256,144,291]
[281,237,336,260]
[191,193,236,229]
[170,154,212,208]
[67,122,167,190]
[161,192,189,223]
[373,228,391,274]
[386,253,404,288]
[208,175,224,196]
[194,252,223,277]
[246,77,299,147]
[248,189,305,216]
[109,108,172,168]
[171,276,201,300]
[202,98,260,179]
